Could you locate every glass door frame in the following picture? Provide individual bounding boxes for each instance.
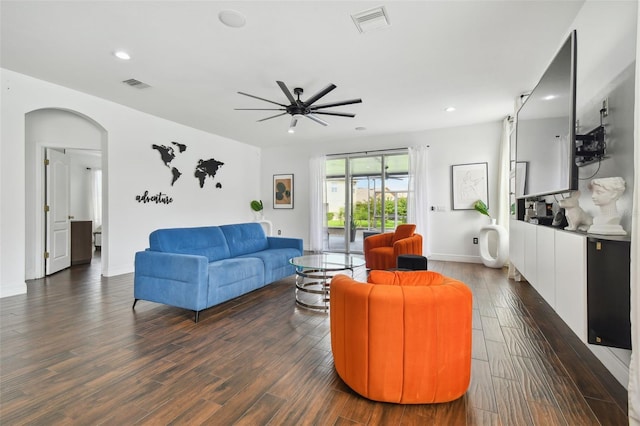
[325,149,408,254]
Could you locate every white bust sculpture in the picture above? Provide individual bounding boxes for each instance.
[587,177,626,235]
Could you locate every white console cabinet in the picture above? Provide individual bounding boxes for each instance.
[509,219,525,272]
[535,225,556,308]
[509,220,586,342]
[554,230,587,341]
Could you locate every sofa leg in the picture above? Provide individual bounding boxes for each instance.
[194,311,200,323]
[132,299,138,309]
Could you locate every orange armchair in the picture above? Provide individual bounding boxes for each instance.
[363,224,422,270]
[330,270,472,404]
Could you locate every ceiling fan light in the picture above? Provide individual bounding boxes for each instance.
[113,50,131,60]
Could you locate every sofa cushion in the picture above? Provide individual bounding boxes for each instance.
[207,257,264,306]
[238,248,299,283]
[220,223,269,257]
[149,226,230,262]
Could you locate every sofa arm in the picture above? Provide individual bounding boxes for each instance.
[393,234,423,257]
[267,236,303,253]
[364,232,394,252]
[134,250,209,311]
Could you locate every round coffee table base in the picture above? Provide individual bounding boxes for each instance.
[289,254,366,313]
[295,270,331,311]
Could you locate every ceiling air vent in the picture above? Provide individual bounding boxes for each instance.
[351,6,390,34]
[122,78,151,89]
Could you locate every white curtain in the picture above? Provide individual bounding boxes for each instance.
[309,156,326,253]
[497,117,511,230]
[628,6,640,422]
[89,169,102,231]
[408,146,429,256]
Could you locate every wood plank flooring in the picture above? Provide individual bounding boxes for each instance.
[0,255,628,425]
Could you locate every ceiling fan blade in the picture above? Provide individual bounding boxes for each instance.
[310,98,363,110]
[235,108,286,111]
[305,114,329,126]
[276,81,297,105]
[238,91,287,107]
[312,111,356,118]
[257,112,288,122]
[303,84,337,107]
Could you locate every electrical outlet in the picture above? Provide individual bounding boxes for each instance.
[277,229,282,235]
[473,237,478,244]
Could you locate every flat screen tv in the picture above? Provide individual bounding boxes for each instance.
[516,30,577,199]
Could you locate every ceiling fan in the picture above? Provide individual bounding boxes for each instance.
[235,81,362,132]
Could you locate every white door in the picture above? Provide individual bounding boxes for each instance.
[46,148,71,275]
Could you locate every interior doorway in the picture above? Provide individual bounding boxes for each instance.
[44,148,102,275]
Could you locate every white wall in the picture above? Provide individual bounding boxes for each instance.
[514,1,637,387]
[570,1,637,231]
[261,121,502,262]
[1,69,261,297]
[566,0,637,389]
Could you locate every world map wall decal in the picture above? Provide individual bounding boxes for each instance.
[151,141,225,189]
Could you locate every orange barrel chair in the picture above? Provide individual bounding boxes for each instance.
[330,270,472,404]
[363,224,422,270]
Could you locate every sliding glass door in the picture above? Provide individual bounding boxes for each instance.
[324,151,409,254]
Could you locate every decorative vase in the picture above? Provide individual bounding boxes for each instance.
[479,218,508,268]
[253,211,264,221]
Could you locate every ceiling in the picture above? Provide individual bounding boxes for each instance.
[0,1,585,149]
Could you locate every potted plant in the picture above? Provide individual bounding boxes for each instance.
[349,217,359,243]
[250,200,263,220]
[473,199,494,224]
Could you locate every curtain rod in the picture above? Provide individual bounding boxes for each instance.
[326,147,416,157]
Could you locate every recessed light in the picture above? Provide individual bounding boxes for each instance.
[543,95,556,100]
[113,50,131,60]
[445,106,456,112]
[219,10,246,28]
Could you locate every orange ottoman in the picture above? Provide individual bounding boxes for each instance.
[330,270,472,404]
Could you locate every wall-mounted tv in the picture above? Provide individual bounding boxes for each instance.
[516,30,577,199]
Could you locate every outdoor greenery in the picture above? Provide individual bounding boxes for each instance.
[327,198,407,229]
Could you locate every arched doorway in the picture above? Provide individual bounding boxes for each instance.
[25,108,108,279]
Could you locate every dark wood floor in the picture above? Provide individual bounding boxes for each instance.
[0,255,628,425]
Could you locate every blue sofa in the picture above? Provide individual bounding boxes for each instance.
[133,222,303,322]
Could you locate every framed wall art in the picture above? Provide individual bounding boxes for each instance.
[451,162,488,210]
[273,174,294,209]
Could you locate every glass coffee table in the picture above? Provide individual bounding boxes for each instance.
[289,254,365,311]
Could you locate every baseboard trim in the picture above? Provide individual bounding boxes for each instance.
[428,254,483,264]
[103,265,134,277]
[587,344,630,387]
[0,283,28,298]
